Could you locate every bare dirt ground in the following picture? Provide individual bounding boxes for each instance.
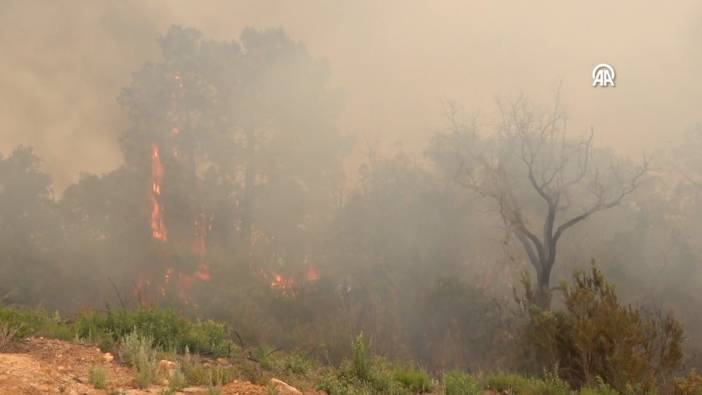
[0,337,287,394]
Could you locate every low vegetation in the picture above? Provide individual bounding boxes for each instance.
[519,265,684,393]
[88,365,108,389]
[74,307,233,356]
[0,323,17,352]
[0,266,694,394]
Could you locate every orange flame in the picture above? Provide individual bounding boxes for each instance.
[271,273,297,296]
[193,214,212,281]
[140,71,214,304]
[150,144,167,241]
[306,266,320,282]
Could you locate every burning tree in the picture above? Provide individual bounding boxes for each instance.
[428,97,648,308]
[113,26,346,302]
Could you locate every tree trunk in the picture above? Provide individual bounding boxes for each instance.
[535,264,553,309]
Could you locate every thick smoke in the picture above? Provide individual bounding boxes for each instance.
[2,0,702,372]
[2,1,702,190]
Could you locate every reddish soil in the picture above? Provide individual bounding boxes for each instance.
[0,337,288,394]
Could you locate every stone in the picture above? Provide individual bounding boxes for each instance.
[270,378,302,395]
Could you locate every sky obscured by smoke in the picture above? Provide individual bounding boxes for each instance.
[2,0,701,191]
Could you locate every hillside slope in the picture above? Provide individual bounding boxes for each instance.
[0,337,283,394]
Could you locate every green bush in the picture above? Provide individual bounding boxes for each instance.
[0,305,72,339]
[119,331,157,388]
[520,265,683,392]
[351,333,373,381]
[74,307,232,356]
[88,365,108,389]
[486,371,534,393]
[392,366,432,393]
[577,380,619,395]
[280,352,313,375]
[327,334,432,394]
[168,365,187,392]
[181,350,234,386]
[442,370,480,395]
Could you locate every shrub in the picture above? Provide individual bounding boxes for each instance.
[351,333,373,381]
[392,366,433,393]
[529,371,571,395]
[0,323,18,352]
[577,379,619,395]
[0,305,72,339]
[88,365,108,389]
[168,365,187,392]
[181,350,234,386]
[119,331,157,388]
[74,307,233,356]
[520,265,683,392]
[280,352,313,375]
[442,370,480,395]
[485,371,534,393]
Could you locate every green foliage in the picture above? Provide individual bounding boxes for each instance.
[485,371,535,393]
[88,365,108,389]
[521,265,683,392]
[321,334,433,394]
[168,365,187,392]
[119,331,157,388]
[180,350,234,386]
[0,305,72,339]
[280,352,313,375]
[74,307,232,356]
[577,379,619,395]
[476,371,624,395]
[392,366,432,393]
[442,370,480,395]
[351,333,373,381]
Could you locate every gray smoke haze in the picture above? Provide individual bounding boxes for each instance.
[6,1,702,375]
[1,0,701,190]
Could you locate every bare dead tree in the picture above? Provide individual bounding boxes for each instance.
[450,96,648,308]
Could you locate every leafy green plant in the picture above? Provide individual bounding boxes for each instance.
[0,304,72,340]
[280,352,313,375]
[167,365,187,392]
[443,370,480,395]
[180,350,234,386]
[351,333,372,381]
[393,366,433,393]
[88,365,108,389]
[119,330,157,388]
[75,307,233,356]
[486,371,534,393]
[577,378,619,395]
